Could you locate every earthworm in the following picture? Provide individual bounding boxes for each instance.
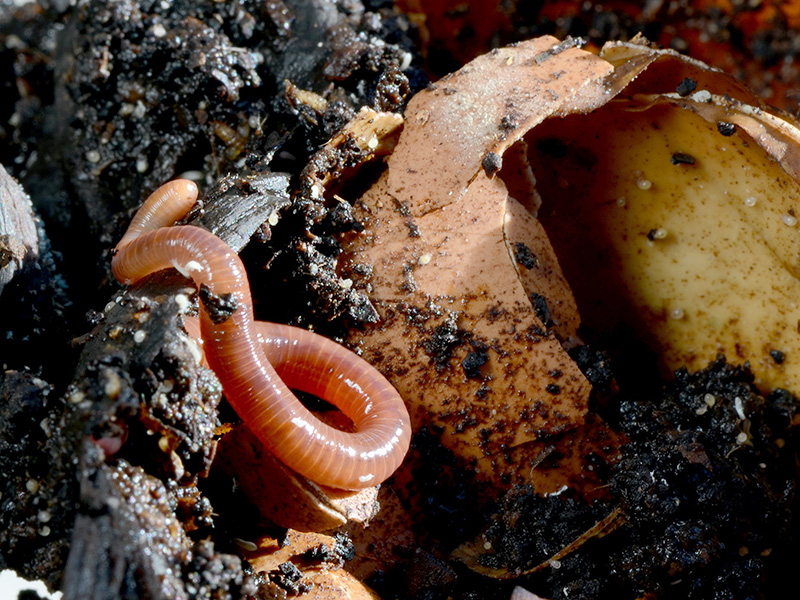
[112,180,411,490]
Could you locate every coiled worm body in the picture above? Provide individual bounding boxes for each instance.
[112,180,411,490]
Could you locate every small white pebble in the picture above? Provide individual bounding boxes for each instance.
[509,587,547,600]
[136,157,149,173]
[418,253,432,266]
[549,559,562,570]
[104,301,116,313]
[652,227,668,240]
[695,405,708,415]
[744,196,758,207]
[233,538,258,552]
[268,212,279,226]
[310,183,322,199]
[180,332,203,365]
[399,51,412,71]
[704,393,716,407]
[782,214,797,227]
[339,278,353,289]
[736,431,748,444]
[636,177,652,191]
[309,263,319,276]
[86,150,101,163]
[670,308,685,320]
[26,479,39,494]
[68,391,86,404]
[483,541,492,550]
[5,34,23,50]
[151,23,167,38]
[104,373,121,397]
[133,330,147,344]
[734,396,746,420]
[177,170,204,182]
[39,526,51,537]
[367,136,379,150]
[38,510,51,523]
[692,89,712,102]
[132,100,147,119]
[173,293,190,313]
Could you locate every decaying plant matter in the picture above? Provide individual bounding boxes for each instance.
[0,2,798,600]
[332,35,799,599]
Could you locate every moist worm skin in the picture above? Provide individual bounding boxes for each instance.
[112,181,411,490]
[115,179,199,251]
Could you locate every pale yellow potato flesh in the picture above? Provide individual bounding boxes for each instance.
[526,99,800,392]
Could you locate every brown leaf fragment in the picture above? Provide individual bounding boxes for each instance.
[502,196,580,342]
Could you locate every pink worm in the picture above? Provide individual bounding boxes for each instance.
[111,179,411,490]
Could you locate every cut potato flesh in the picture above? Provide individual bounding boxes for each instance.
[526,97,800,391]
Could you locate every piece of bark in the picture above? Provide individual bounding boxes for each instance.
[0,164,38,294]
[0,164,71,376]
[63,453,255,599]
[193,170,291,253]
[0,370,71,591]
[55,270,241,599]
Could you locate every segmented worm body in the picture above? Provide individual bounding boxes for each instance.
[112,180,411,490]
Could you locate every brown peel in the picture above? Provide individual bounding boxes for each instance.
[246,530,382,600]
[343,37,614,480]
[215,424,379,532]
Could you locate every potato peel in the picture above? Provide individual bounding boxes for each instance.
[344,34,800,499]
[344,37,615,474]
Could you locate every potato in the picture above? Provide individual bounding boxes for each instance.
[524,41,800,393]
[339,36,800,496]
